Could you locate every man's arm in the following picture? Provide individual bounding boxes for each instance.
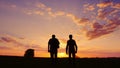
[75,45,77,53]
[74,40,78,53]
[57,39,60,48]
[66,41,68,54]
[48,40,50,52]
[66,45,68,54]
[48,44,50,52]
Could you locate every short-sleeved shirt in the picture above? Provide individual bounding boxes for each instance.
[67,39,76,53]
[48,38,59,52]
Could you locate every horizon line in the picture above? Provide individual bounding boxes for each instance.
[0,55,120,59]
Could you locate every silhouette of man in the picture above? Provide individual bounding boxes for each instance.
[48,34,60,63]
[66,34,78,62]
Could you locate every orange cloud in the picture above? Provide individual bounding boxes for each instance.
[84,4,95,11]
[78,18,89,24]
[66,13,89,25]
[24,2,66,17]
[112,3,120,9]
[36,2,46,9]
[46,7,52,12]
[34,10,44,15]
[66,13,79,23]
[23,1,90,26]
[97,1,112,8]
[54,11,65,16]
[48,11,65,17]
[86,5,95,11]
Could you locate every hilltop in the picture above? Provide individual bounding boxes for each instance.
[0,55,120,68]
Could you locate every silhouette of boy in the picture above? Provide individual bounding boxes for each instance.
[48,34,60,63]
[66,34,78,62]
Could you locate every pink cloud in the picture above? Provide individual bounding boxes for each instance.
[92,22,103,30]
[87,29,113,40]
[97,9,116,20]
[86,17,120,40]
[0,35,44,51]
[0,1,17,10]
[1,37,17,43]
[1,36,28,47]
[0,46,12,50]
[82,1,120,40]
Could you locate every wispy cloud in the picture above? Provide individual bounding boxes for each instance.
[0,34,45,51]
[0,46,12,50]
[1,0,119,40]
[86,17,120,40]
[66,13,89,25]
[0,1,17,10]
[35,2,46,9]
[97,8,117,20]
[34,10,44,15]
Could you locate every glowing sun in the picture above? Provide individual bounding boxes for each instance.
[58,52,68,58]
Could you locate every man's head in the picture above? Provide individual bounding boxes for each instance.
[52,34,55,38]
[69,34,72,39]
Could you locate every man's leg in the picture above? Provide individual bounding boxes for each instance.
[72,53,76,63]
[69,52,71,59]
[72,53,75,59]
[55,53,57,59]
[50,52,54,63]
[54,52,58,63]
[69,52,72,63]
[50,52,53,59]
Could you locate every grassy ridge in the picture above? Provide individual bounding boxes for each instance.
[0,55,120,68]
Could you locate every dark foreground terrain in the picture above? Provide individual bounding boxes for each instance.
[0,55,120,68]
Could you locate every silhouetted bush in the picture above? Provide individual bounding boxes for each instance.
[24,49,34,58]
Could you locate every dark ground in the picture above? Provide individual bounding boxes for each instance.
[0,55,120,68]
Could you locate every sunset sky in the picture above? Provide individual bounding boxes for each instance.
[0,0,120,58]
